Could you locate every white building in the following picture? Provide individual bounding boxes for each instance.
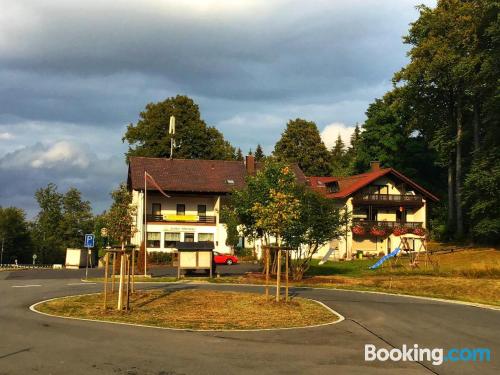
[128,155,306,255]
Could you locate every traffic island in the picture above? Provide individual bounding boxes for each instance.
[33,289,339,330]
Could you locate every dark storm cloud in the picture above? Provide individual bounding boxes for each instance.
[0,0,435,215]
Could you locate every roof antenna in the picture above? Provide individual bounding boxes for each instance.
[169,115,176,159]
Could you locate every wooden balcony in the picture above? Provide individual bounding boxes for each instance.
[352,219,423,229]
[147,214,216,224]
[352,193,423,206]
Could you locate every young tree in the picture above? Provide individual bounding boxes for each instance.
[229,160,343,281]
[123,95,235,161]
[273,118,332,176]
[105,184,136,249]
[283,186,342,280]
[0,207,33,264]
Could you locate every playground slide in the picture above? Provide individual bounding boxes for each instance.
[319,247,336,265]
[369,247,401,270]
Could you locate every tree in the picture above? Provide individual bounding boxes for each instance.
[105,184,136,248]
[234,148,244,161]
[254,144,265,161]
[32,183,64,264]
[330,134,348,176]
[283,186,342,280]
[229,160,343,281]
[60,188,94,249]
[463,147,500,243]
[395,0,499,239]
[0,207,33,264]
[273,118,332,176]
[123,95,235,161]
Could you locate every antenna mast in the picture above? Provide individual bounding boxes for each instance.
[169,115,176,159]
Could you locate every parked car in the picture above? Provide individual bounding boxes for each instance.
[213,252,238,265]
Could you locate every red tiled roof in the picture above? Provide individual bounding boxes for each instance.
[309,168,439,201]
[128,157,307,193]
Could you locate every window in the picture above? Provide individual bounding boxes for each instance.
[198,204,207,215]
[152,203,161,216]
[198,233,214,242]
[147,232,161,248]
[184,233,194,242]
[326,181,339,193]
[164,232,180,248]
[176,204,185,215]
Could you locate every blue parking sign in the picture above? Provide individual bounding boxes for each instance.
[84,234,95,248]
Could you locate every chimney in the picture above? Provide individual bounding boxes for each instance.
[370,161,381,171]
[245,155,255,175]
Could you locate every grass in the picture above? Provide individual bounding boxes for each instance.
[35,289,337,330]
[85,247,500,307]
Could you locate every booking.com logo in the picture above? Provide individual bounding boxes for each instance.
[365,344,491,366]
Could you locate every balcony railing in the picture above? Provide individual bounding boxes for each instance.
[352,219,423,229]
[147,214,216,224]
[353,193,423,206]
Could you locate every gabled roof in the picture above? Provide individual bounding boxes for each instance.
[309,168,439,202]
[128,156,307,193]
[128,157,247,193]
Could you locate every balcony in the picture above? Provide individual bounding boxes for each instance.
[352,193,423,206]
[352,219,423,229]
[147,214,216,224]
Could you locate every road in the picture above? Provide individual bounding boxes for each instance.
[0,269,498,375]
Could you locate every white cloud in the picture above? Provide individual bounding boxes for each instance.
[0,132,13,140]
[0,141,90,169]
[30,141,90,168]
[321,122,355,149]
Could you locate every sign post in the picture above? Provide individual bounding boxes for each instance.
[84,234,95,280]
[32,253,37,266]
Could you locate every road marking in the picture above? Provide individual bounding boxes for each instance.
[67,282,96,286]
[12,284,42,288]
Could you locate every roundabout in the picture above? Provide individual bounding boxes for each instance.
[0,270,498,374]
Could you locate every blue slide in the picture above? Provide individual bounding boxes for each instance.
[369,247,401,270]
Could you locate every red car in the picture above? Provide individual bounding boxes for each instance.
[213,252,238,265]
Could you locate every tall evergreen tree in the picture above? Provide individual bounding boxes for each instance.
[330,135,348,176]
[273,118,332,176]
[235,148,244,161]
[254,144,265,161]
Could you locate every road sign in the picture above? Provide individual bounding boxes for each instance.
[84,234,95,248]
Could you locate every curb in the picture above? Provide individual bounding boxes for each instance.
[29,293,344,333]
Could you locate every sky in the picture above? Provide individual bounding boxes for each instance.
[0,0,435,217]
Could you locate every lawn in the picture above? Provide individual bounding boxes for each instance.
[35,289,338,330]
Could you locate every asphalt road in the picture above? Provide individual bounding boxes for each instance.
[0,269,498,375]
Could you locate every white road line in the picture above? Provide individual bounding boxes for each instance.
[12,284,42,288]
[67,282,96,286]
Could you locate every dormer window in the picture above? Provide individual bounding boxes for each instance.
[226,179,235,185]
[326,181,339,193]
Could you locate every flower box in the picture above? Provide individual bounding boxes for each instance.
[393,226,409,236]
[413,227,426,237]
[370,226,387,237]
[352,225,366,235]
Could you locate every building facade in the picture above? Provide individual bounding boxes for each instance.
[309,162,439,259]
[127,155,306,255]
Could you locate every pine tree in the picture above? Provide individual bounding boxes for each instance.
[235,148,244,161]
[254,144,265,161]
